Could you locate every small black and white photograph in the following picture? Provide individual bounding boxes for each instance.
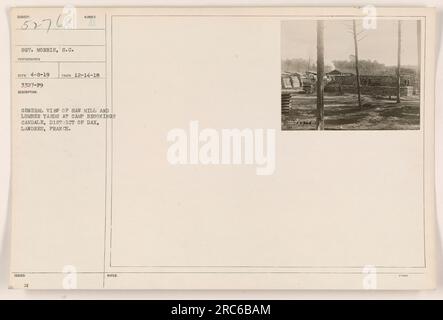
[281,19,421,130]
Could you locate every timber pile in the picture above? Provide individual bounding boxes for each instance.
[281,92,302,114]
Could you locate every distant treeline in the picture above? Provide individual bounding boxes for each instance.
[281,58,331,74]
[282,56,418,76]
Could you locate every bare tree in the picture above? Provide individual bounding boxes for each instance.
[316,20,325,130]
[344,21,367,109]
[352,20,362,110]
[396,20,402,103]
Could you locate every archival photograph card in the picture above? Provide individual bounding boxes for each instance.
[9,6,436,289]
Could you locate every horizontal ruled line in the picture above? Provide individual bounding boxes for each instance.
[16,28,105,31]
[16,77,105,80]
[15,61,105,63]
[15,44,105,47]
[11,271,426,275]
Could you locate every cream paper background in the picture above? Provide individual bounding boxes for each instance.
[2,3,441,294]
[111,15,424,268]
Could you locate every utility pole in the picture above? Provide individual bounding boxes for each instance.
[396,20,402,103]
[316,20,325,130]
[352,20,362,110]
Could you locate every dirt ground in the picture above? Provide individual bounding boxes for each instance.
[282,93,420,130]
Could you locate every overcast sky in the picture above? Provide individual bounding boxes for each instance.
[281,19,420,68]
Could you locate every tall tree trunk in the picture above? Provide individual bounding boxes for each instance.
[316,20,325,130]
[416,20,421,95]
[352,20,362,110]
[396,20,402,103]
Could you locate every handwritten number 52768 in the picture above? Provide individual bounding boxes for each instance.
[20,14,69,33]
